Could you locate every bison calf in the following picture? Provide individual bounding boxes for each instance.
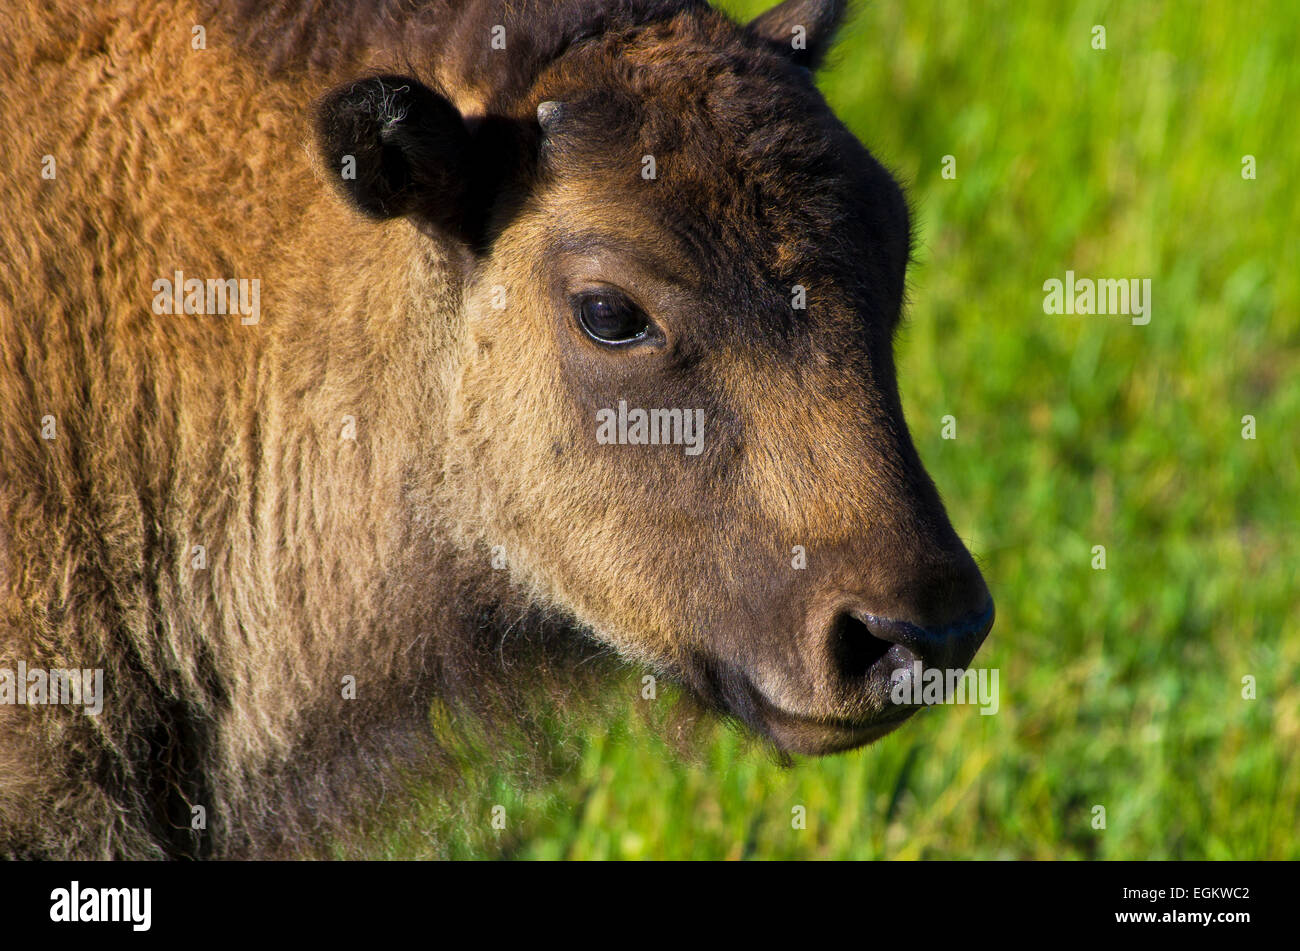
[0,0,992,858]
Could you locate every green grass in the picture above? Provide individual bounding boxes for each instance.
[386,0,1300,859]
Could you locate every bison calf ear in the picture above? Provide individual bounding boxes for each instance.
[747,0,848,71]
[315,74,472,233]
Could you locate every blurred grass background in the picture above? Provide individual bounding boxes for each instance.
[385,0,1299,859]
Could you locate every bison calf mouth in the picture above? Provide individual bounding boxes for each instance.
[683,600,995,756]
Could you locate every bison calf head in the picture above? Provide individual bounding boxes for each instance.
[315,0,992,755]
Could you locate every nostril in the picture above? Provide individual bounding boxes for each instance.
[829,612,893,681]
[860,601,995,670]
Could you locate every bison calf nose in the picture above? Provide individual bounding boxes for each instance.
[827,601,995,691]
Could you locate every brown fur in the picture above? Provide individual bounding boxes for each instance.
[0,0,990,858]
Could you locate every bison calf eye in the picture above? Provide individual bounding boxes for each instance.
[573,291,650,345]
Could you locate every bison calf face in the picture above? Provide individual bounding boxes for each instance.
[316,1,992,755]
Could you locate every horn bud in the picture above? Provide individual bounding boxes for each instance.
[536,100,564,130]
